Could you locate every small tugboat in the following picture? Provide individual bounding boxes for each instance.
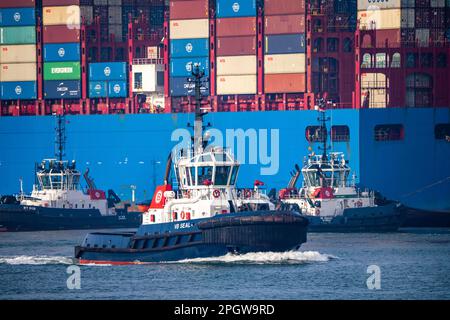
[75,66,308,264]
[0,116,141,232]
[279,99,405,232]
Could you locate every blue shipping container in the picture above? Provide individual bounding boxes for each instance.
[0,81,36,100]
[170,77,210,97]
[170,38,209,58]
[44,80,81,99]
[0,8,36,27]
[43,43,80,62]
[216,0,256,18]
[265,34,306,54]
[108,81,127,98]
[170,57,210,77]
[89,81,108,98]
[89,62,127,81]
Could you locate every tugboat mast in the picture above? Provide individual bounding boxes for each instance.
[191,64,207,157]
[55,114,66,162]
[317,98,330,163]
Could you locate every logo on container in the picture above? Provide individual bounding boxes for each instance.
[185,62,193,73]
[185,43,193,53]
[113,84,121,94]
[104,67,111,77]
[232,2,240,13]
[15,86,22,95]
[94,84,102,91]
[58,48,66,58]
[13,12,21,22]
[56,83,69,95]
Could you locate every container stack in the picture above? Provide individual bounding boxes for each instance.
[215,0,257,95]
[263,0,306,93]
[0,0,37,100]
[88,61,128,98]
[169,0,210,96]
[42,0,81,100]
[357,0,447,48]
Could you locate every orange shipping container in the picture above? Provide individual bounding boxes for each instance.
[43,6,80,26]
[264,73,306,93]
[216,17,256,37]
[216,75,257,95]
[264,15,305,35]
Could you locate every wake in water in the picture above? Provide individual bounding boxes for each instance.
[175,251,337,265]
[0,255,74,266]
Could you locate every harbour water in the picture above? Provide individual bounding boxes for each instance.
[0,229,449,300]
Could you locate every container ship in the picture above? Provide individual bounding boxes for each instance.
[0,0,449,227]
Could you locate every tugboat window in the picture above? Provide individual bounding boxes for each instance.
[215,166,231,185]
[198,166,213,185]
[230,166,239,185]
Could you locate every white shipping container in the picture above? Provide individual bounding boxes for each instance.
[361,73,388,108]
[401,9,415,29]
[415,29,430,47]
[216,55,256,76]
[0,45,36,63]
[430,0,445,7]
[108,6,122,25]
[132,63,164,93]
[216,75,257,95]
[170,19,209,39]
[43,6,81,27]
[0,63,37,82]
[358,9,402,30]
[80,6,93,25]
[264,53,306,74]
[357,0,401,11]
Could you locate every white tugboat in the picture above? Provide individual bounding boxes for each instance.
[0,116,141,231]
[75,66,308,264]
[279,100,405,232]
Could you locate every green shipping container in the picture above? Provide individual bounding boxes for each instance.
[44,62,81,80]
[0,27,36,45]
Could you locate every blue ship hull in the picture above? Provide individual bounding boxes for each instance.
[75,211,309,264]
[305,203,406,232]
[0,204,142,232]
[1,108,449,226]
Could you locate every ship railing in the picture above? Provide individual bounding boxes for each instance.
[132,58,164,65]
[234,188,268,200]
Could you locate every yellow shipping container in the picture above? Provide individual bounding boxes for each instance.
[358,9,402,30]
[43,6,80,27]
[216,75,257,95]
[0,45,36,63]
[0,63,37,82]
[216,55,256,76]
[264,53,306,74]
[170,19,209,39]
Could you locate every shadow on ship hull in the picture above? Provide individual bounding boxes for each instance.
[0,204,142,232]
[305,203,406,233]
[75,211,309,264]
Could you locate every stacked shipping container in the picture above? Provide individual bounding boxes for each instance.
[0,0,37,100]
[215,0,257,95]
[42,0,82,99]
[88,61,128,98]
[264,0,306,93]
[357,0,449,108]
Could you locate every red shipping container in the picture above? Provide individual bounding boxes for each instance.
[216,17,256,37]
[0,0,35,8]
[264,0,306,15]
[264,73,306,93]
[216,36,256,56]
[43,25,80,43]
[170,0,208,20]
[265,14,305,35]
[374,29,401,48]
[42,0,79,5]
